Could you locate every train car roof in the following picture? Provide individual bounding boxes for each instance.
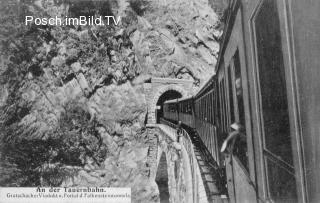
[194,76,215,98]
[214,0,240,73]
[193,0,240,99]
[164,96,193,104]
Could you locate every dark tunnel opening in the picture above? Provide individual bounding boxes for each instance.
[156,90,182,123]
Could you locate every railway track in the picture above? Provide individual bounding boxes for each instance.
[160,118,228,202]
[185,127,228,203]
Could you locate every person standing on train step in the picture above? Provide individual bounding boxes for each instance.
[176,121,183,143]
[174,121,183,159]
[220,122,245,153]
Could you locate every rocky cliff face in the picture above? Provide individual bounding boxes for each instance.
[132,0,221,81]
[0,0,222,202]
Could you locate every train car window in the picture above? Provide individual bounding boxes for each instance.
[212,93,215,123]
[210,94,212,122]
[199,100,201,119]
[203,97,205,121]
[216,83,221,127]
[202,98,204,120]
[184,101,188,113]
[205,96,208,122]
[196,101,198,117]
[208,94,211,123]
[219,82,224,131]
[221,79,227,132]
[233,50,249,170]
[182,101,183,113]
[186,101,188,114]
[199,99,202,120]
[200,99,203,120]
[209,93,212,123]
[211,93,214,123]
[195,101,198,117]
[213,91,217,125]
[198,101,200,117]
[181,101,184,113]
[228,66,235,124]
[234,52,245,127]
[208,94,211,122]
[183,101,185,114]
[255,0,297,201]
[207,95,209,122]
[205,97,207,121]
[198,100,200,118]
[213,92,216,124]
[210,94,212,123]
[208,94,210,122]
[185,101,187,113]
[196,100,199,118]
[220,82,225,131]
[181,101,183,113]
[199,99,201,119]
[206,95,208,122]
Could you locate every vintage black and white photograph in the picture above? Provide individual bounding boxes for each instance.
[0,0,319,202]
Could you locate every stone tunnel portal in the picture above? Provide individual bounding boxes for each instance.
[156,90,182,123]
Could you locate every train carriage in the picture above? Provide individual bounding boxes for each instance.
[193,79,221,166]
[212,0,255,202]
[178,97,195,128]
[163,99,179,122]
[163,97,195,128]
[239,0,320,202]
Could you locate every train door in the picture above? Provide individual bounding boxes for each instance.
[223,7,257,203]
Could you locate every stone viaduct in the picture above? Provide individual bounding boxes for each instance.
[144,78,222,203]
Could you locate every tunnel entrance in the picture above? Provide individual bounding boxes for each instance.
[155,153,170,203]
[156,90,182,123]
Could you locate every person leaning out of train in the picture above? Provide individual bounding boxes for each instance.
[176,121,183,143]
[172,121,183,158]
[220,122,245,153]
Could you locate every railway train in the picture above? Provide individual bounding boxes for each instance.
[161,0,320,202]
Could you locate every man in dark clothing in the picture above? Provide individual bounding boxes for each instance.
[176,121,182,143]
